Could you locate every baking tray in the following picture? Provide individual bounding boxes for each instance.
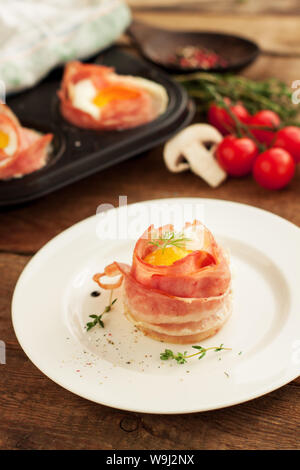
[0,47,195,208]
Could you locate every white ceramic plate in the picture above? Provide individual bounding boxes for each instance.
[12,198,300,414]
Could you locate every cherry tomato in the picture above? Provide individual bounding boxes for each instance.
[249,110,280,146]
[253,148,295,190]
[208,98,250,135]
[216,135,259,176]
[273,126,300,163]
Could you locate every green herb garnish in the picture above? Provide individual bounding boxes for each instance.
[85,290,117,331]
[160,344,231,364]
[176,73,300,125]
[148,231,191,253]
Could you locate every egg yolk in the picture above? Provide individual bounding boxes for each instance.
[143,246,193,266]
[93,85,141,107]
[0,131,9,149]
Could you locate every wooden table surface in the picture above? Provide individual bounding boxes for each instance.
[1,4,300,450]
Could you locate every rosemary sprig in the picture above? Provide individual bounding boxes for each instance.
[85,290,117,331]
[148,231,191,252]
[160,343,231,364]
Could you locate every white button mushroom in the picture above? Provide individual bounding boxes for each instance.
[163,124,227,188]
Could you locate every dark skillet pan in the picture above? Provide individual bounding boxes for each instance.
[129,21,260,74]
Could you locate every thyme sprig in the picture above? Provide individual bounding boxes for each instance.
[148,231,191,253]
[206,84,266,151]
[176,72,300,125]
[85,290,117,331]
[160,344,231,364]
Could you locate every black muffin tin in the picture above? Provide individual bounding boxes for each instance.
[0,47,194,207]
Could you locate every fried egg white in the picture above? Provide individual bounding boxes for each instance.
[69,75,168,121]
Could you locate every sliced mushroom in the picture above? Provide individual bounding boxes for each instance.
[163,123,227,188]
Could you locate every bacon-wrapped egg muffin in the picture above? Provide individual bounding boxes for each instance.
[0,104,53,180]
[93,221,232,344]
[58,61,168,130]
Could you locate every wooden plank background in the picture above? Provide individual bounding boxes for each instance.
[127,0,300,15]
[132,9,300,55]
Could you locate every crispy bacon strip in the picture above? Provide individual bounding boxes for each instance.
[93,263,123,290]
[58,61,160,130]
[131,221,230,298]
[93,222,232,343]
[0,104,53,179]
